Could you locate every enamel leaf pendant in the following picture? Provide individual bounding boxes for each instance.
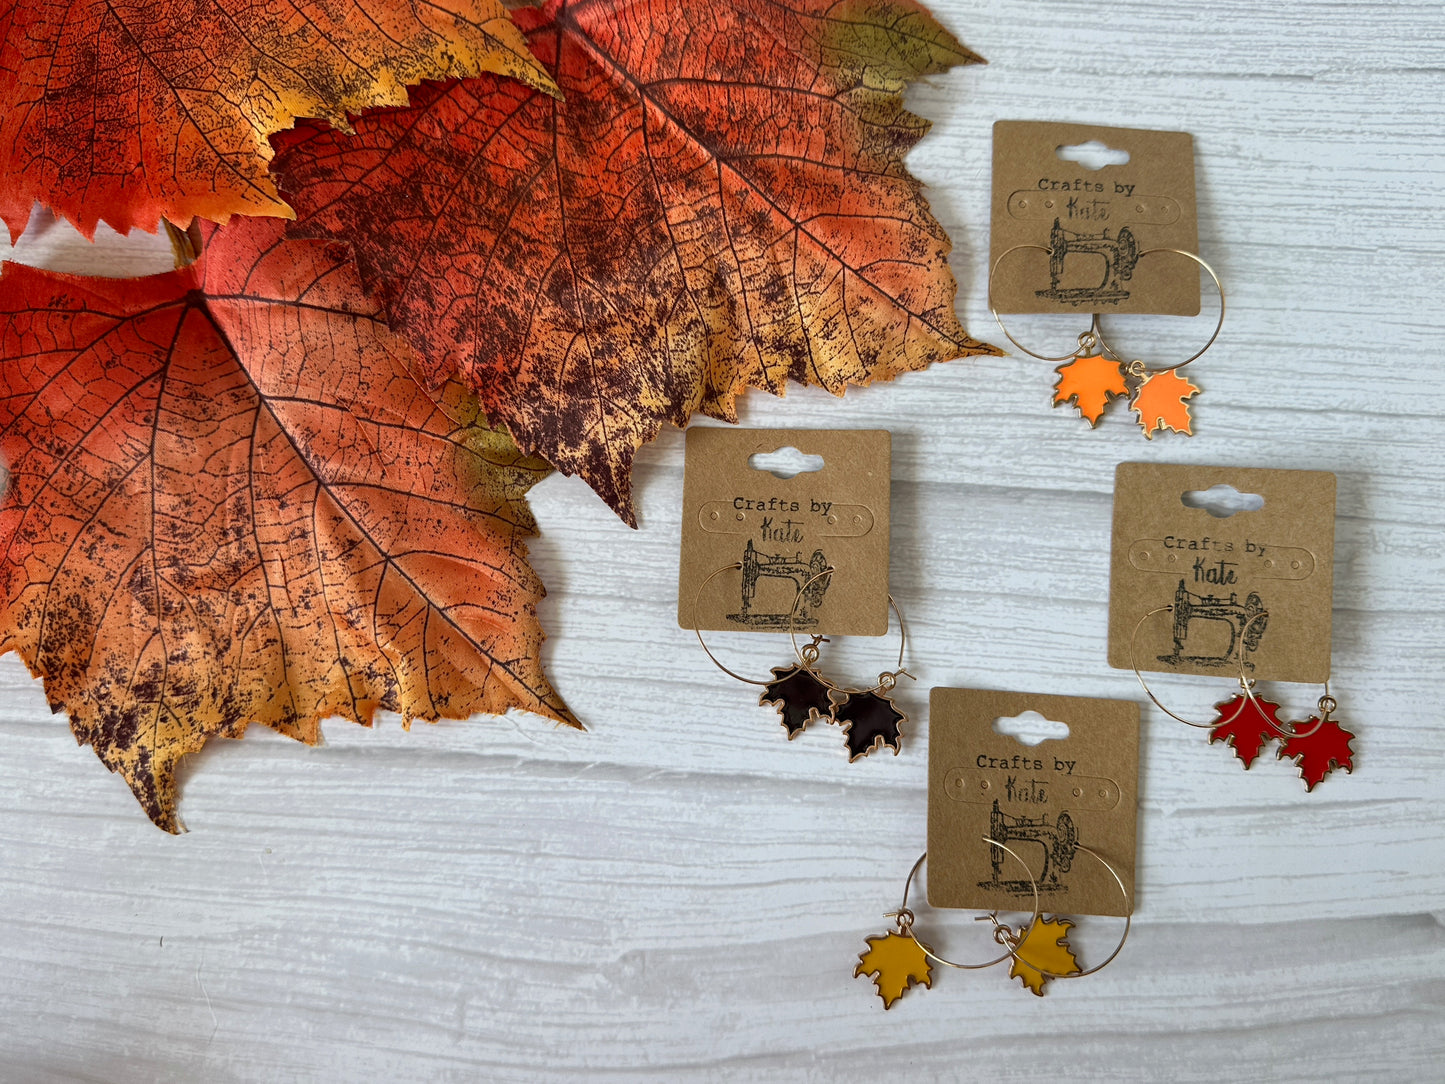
[1052,350,1199,437]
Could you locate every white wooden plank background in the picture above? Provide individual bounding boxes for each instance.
[2,1,1443,1079]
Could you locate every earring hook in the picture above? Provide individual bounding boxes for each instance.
[784,565,909,697]
[1091,248,1226,372]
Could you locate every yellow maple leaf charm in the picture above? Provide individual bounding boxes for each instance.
[855,931,933,1008]
[1053,354,1128,426]
[1008,916,1081,996]
[1130,368,1200,438]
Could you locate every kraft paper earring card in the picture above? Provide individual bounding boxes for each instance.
[677,428,890,636]
[1108,463,1337,684]
[991,121,1199,316]
[927,688,1139,917]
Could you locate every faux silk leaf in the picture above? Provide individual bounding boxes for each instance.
[0,217,576,831]
[272,0,998,524]
[0,0,556,241]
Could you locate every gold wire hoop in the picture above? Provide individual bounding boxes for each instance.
[1092,248,1226,373]
[987,244,1099,362]
[993,843,1133,981]
[987,244,1224,371]
[1295,687,1334,740]
[1130,606,1326,738]
[785,566,910,696]
[893,841,1043,971]
[688,562,780,687]
[1130,605,1259,729]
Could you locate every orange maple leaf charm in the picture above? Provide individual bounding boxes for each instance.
[1130,369,1200,438]
[1009,916,1081,996]
[1053,354,1128,426]
[855,931,933,1008]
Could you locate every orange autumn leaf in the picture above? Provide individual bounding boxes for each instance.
[272,0,999,524]
[1009,916,1080,996]
[0,218,576,832]
[1053,354,1128,426]
[1130,368,1200,438]
[0,0,556,241]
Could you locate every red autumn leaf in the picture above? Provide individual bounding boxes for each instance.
[1278,717,1355,791]
[271,0,998,524]
[0,217,576,831]
[1208,693,1286,769]
[0,0,556,240]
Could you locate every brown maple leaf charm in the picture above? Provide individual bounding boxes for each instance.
[760,665,835,739]
[1053,354,1128,426]
[833,692,905,760]
[1130,368,1200,438]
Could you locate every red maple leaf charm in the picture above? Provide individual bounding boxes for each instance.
[1278,718,1356,791]
[1208,693,1287,768]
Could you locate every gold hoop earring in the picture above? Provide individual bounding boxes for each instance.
[690,562,910,761]
[854,839,1042,1008]
[690,561,837,740]
[1130,605,1355,790]
[786,566,914,760]
[854,841,1132,1004]
[988,244,1225,438]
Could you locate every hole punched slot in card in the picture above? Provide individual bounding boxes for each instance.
[678,428,891,637]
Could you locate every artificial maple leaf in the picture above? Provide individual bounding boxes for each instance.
[760,665,834,739]
[0,217,576,831]
[1130,368,1200,438]
[271,0,998,524]
[1278,717,1356,791]
[855,931,932,1008]
[1053,354,1127,426]
[1009,916,1080,997]
[1208,693,1287,769]
[833,691,904,761]
[0,0,557,240]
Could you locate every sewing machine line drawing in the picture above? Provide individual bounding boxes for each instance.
[982,800,1078,896]
[726,539,830,629]
[1035,217,1139,306]
[1158,578,1268,669]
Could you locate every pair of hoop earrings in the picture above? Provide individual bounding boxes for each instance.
[855,841,1131,1004]
[691,563,913,760]
[1130,605,1355,789]
[989,246,1225,438]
